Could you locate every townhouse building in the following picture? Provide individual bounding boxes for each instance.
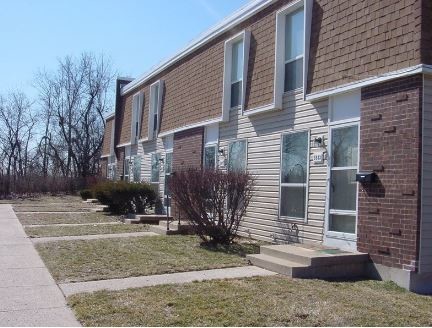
[100,0,432,292]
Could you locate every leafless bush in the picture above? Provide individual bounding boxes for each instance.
[169,168,255,245]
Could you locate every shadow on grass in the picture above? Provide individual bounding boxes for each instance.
[200,240,262,257]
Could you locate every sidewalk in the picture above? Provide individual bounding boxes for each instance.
[0,205,80,327]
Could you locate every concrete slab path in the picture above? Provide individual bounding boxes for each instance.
[24,222,121,228]
[0,204,80,327]
[31,231,158,243]
[60,266,277,297]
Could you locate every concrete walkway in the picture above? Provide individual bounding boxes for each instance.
[31,231,158,243]
[60,266,277,297]
[24,221,121,228]
[0,205,80,326]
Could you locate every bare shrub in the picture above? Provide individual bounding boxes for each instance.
[169,168,255,245]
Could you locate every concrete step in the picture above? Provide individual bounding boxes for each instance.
[246,254,308,277]
[82,199,99,204]
[260,244,369,267]
[90,205,109,213]
[126,214,173,225]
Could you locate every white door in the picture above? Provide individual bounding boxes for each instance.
[324,122,359,251]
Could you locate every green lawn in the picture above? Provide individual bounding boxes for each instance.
[17,212,119,226]
[36,235,261,283]
[25,223,149,238]
[69,276,432,327]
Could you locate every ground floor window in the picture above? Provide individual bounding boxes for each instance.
[108,163,116,180]
[151,153,160,183]
[123,158,131,181]
[204,145,217,170]
[279,130,309,220]
[228,140,247,172]
[132,156,141,182]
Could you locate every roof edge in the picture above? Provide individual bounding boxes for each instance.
[121,0,275,96]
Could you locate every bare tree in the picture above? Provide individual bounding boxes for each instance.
[36,53,114,178]
[0,92,37,194]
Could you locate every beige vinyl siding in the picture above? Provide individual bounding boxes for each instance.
[219,91,328,244]
[138,137,166,200]
[420,76,432,273]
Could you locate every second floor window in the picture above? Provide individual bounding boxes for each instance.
[149,81,162,140]
[231,39,244,108]
[284,7,304,92]
[131,92,143,143]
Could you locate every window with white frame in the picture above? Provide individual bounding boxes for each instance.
[204,124,218,170]
[274,1,308,105]
[108,163,116,180]
[284,8,304,92]
[132,155,141,182]
[151,153,160,183]
[131,92,143,144]
[228,140,247,172]
[123,158,131,181]
[280,130,309,220]
[222,31,250,120]
[230,40,244,108]
[148,81,163,140]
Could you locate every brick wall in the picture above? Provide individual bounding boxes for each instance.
[172,127,204,171]
[116,147,125,180]
[308,0,422,94]
[358,75,422,271]
[101,118,114,156]
[421,0,432,65]
[100,158,108,178]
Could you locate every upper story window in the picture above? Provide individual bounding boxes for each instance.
[230,40,244,108]
[131,92,143,144]
[274,0,310,106]
[284,8,304,92]
[148,80,163,140]
[222,31,250,121]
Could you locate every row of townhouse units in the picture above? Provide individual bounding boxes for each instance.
[100,0,432,292]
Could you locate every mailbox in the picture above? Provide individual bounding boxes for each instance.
[356,171,376,183]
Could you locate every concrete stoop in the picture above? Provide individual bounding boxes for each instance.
[90,205,109,213]
[149,220,194,235]
[82,198,99,204]
[246,244,369,279]
[124,214,173,225]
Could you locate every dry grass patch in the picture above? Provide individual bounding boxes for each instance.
[17,212,119,226]
[0,195,82,205]
[69,276,432,327]
[25,223,149,238]
[36,235,261,283]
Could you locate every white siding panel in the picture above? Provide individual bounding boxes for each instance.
[139,137,166,200]
[219,90,328,244]
[421,76,432,273]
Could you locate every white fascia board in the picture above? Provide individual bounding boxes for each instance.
[242,103,277,116]
[158,116,223,138]
[305,64,426,101]
[116,142,132,148]
[105,112,115,121]
[100,154,110,159]
[121,0,276,96]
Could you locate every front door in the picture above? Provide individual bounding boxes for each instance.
[324,123,359,251]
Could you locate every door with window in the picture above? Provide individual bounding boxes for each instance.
[325,123,359,250]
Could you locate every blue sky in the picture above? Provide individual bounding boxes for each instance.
[0,0,250,97]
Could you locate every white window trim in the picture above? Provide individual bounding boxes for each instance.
[222,30,251,122]
[151,153,161,183]
[278,129,310,223]
[148,80,164,140]
[324,121,360,249]
[131,91,144,144]
[227,139,248,172]
[274,0,311,108]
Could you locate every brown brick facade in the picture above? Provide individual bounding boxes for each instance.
[172,127,204,172]
[421,0,432,65]
[308,0,422,94]
[116,147,125,180]
[100,158,108,178]
[358,75,423,271]
[101,117,114,156]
